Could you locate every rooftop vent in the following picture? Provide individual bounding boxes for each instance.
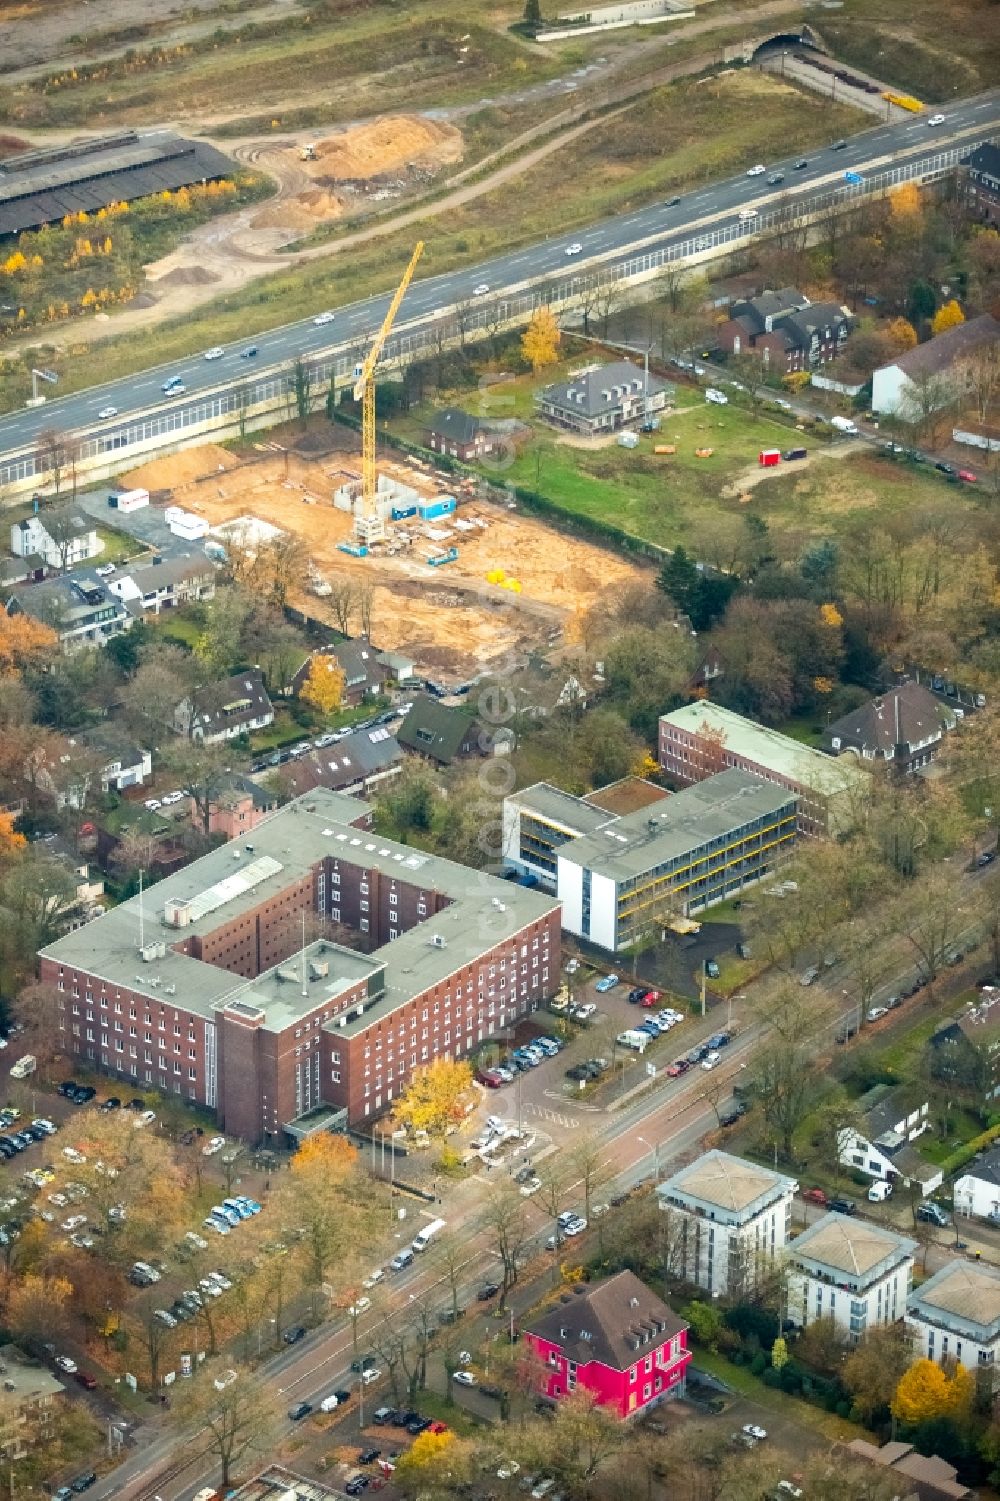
[430,934,447,949]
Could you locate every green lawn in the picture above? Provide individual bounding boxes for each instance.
[692,1349,865,1443]
[95,524,147,563]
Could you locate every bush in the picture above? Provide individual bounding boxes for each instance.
[761,1367,782,1388]
[729,1350,745,1366]
[750,1352,767,1377]
[836,1400,851,1419]
[781,1367,801,1394]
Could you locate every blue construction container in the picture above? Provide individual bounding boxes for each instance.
[391,504,418,521]
[418,496,456,521]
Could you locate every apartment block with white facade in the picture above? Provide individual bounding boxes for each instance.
[656,1150,797,1298]
[907,1260,1000,1373]
[787,1213,915,1341]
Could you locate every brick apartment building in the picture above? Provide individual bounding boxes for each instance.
[40,790,561,1143]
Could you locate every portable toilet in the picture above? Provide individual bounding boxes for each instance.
[758,449,781,468]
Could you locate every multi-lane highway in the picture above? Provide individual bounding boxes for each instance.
[1,89,998,485]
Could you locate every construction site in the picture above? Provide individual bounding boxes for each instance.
[121,434,647,683]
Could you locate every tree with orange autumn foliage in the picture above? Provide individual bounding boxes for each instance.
[0,613,57,675]
[0,812,26,864]
[931,300,965,335]
[285,1132,374,1311]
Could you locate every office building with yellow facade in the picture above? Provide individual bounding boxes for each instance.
[502,769,797,953]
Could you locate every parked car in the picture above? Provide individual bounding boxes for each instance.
[288,1401,312,1421]
[829,1197,857,1215]
[802,1187,828,1206]
[595,974,620,993]
[283,1325,307,1345]
[916,1202,951,1227]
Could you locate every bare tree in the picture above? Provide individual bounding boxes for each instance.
[356,579,375,639]
[479,1182,530,1309]
[329,576,358,635]
[35,428,69,498]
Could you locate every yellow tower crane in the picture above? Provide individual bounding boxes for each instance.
[351,239,424,546]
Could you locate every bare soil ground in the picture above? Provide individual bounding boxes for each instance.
[123,436,648,679]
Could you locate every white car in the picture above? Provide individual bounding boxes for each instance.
[497,1461,520,1479]
[199,1278,223,1298]
[97,405,119,420]
[32,1119,57,1135]
[62,1215,87,1232]
[867,1006,888,1021]
[95,563,116,577]
[143,798,162,812]
[573,1002,597,1021]
[133,1110,156,1128]
[320,1392,342,1412]
[452,1370,476,1387]
[184,1231,208,1251]
[705,388,728,406]
[564,242,583,256]
[161,790,185,806]
[520,1176,541,1197]
[155,1309,178,1328]
[202,1136,226,1156]
[742,1423,767,1441]
[746,164,765,176]
[701,1051,721,1070]
[360,1367,381,1385]
[55,1355,77,1374]
[362,1268,384,1290]
[927,113,946,126]
[207,1270,233,1290]
[62,1147,86,1165]
[348,1296,372,1317]
[204,1216,229,1235]
[313,311,335,325]
[47,1192,68,1208]
[204,346,224,360]
[70,1231,95,1249]
[473,283,490,296]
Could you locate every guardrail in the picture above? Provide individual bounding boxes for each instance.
[0,129,995,496]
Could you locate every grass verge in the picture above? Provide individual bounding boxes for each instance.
[692,1350,866,1442]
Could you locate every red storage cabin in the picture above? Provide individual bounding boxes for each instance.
[758,449,781,467]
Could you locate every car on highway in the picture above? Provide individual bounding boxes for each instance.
[793,158,808,169]
[833,138,847,149]
[97,406,118,420]
[161,377,185,395]
[313,311,335,325]
[362,1268,385,1290]
[767,173,785,185]
[473,283,490,296]
[595,973,619,993]
[665,195,681,206]
[204,347,224,360]
[745,164,765,176]
[240,346,258,358]
[927,113,946,125]
[564,242,583,255]
[701,1051,721,1070]
[288,1401,312,1421]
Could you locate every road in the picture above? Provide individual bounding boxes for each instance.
[2,91,998,481]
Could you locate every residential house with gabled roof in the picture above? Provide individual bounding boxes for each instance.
[291,640,385,707]
[714,287,852,372]
[872,312,1000,417]
[10,507,99,571]
[824,681,956,773]
[837,1083,942,1198]
[523,1270,691,1419]
[963,141,1000,227]
[397,693,511,765]
[537,360,672,436]
[107,556,217,617]
[276,727,402,800]
[787,1212,915,1340]
[953,1144,1000,1223]
[844,1439,973,1501]
[656,1149,797,1298]
[424,407,498,461]
[174,669,274,743]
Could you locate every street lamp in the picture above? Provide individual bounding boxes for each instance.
[637,1134,660,1183]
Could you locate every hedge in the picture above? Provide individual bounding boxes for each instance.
[937,1120,1000,1179]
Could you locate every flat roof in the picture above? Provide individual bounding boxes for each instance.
[660,702,865,798]
[41,789,559,1032]
[908,1261,1000,1340]
[560,769,794,883]
[790,1213,915,1279]
[659,1150,796,1217]
[512,782,613,837]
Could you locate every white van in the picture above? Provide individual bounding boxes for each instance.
[867,1180,893,1202]
[411,1217,446,1253]
[616,1030,649,1054]
[831,415,859,435]
[9,1055,36,1079]
[705,388,728,405]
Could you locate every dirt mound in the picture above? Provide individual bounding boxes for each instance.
[253,186,345,230]
[123,443,241,491]
[0,134,30,159]
[313,115,463,180]
[152,265,221,287]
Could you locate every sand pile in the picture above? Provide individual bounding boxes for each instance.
[314,115,463,178]
[124,444,241,491]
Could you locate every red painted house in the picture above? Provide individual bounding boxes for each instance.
[523,1270,691,1419]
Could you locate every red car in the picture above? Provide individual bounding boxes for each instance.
[74,1371,98,1390]
[802,1187,828,1206]
[427,1420,449,1434]
[957,469,977,484]
[665,1062,684,1077]
[642,990,661,1005]
[476,1069,502,1089]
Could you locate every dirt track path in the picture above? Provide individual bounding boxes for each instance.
[2,1,799,356]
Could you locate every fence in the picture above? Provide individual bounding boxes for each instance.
[1,129,994,497]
